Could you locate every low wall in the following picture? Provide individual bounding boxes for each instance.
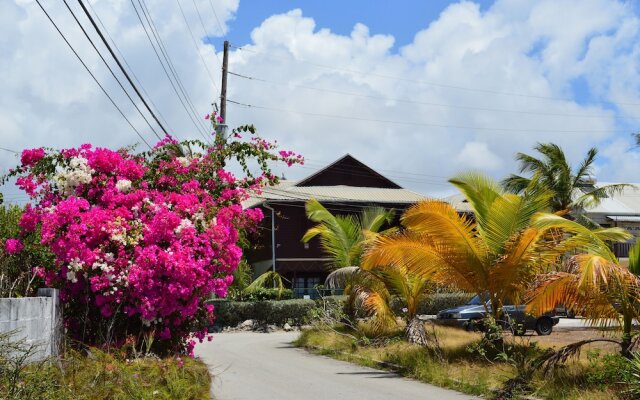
[0,288,63,360]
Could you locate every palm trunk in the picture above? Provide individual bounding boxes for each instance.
[406,317,428,346]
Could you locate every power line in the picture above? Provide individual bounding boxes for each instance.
[84,0,174,131]
[206,0,226,38]
[227,99,624,134]
[128,0,209,140]
[64,0,163,141]
[138,0,211,140]
[189,0,223,65]
[228,70,638,121]
[34,0,152,149]
[230,43,640,107]
[175,0,220,90]
[77,0,170,139]
[0,147,18,154]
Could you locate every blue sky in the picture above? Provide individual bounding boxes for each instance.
[221,0,494,52]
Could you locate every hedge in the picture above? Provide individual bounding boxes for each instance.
[208,298,316,327]
[391,292,474,316]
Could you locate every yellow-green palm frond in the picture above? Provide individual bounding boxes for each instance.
[528,254,640,323]
[629,240,640,276]
[448,172,503,232]
[361,290,397,334]
[363,232,484,294]
[401,200,487,260]
[532,213,632,261]
[491,227,552,302]
[482,190,549,254]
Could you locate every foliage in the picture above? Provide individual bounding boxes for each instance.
[243,271,289,300]
[2,118,302,355]
[528,242,640,355]
[0,331,210,399]
[0,205,54,297]
[302,198,395,270]
[298,326,626,400]
[244,287,293,301]
[502,142,632,223]
[364,172,630,329]
[390,292,474,316]
[226,259,253,301]
[207,299,315,327]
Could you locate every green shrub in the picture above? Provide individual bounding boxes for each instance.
[0,205,54,297]
[391,293,473,316]
[244,287,294,301]
[208,299,316,327]
[585,350,633,386]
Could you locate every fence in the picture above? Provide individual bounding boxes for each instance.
[0,288,63,361]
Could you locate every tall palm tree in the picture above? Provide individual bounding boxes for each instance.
[528,240,640,356]
[363,172,630,326]
[302,198,395,270]
[502,143,631,223]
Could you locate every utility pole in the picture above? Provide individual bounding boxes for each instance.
[220,40,229,124]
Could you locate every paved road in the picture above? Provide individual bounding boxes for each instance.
[195,331,479,400]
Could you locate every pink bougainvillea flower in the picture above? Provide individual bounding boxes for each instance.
[5,239,24,254]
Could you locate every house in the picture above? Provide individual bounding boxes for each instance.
[445,181,640,258]
[243,154,427,297]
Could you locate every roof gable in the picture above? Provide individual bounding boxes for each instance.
[296,154,402,189]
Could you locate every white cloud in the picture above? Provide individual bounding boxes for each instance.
[455,141,503,171]
[1,0,639,204]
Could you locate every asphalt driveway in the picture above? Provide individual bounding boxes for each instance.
[195,331,479,400]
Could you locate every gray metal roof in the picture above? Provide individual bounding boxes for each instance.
[243,180,428,208]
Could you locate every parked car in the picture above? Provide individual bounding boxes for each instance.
[436,295,560,335]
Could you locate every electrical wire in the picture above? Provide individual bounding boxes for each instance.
[206,0,226,38]
[84,0,174,131]
[227,99,623,134]
[175,0,220,89]
[77,0,170,138]
[65,0,163,141]
[34,0,152,149]
[129,0,209,140]
[137,0,211,141]
[230,43,640,107]
[228,70,638,121]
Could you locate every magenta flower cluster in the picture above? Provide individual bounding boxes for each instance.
[9,134,301,355]
[4,238,24,254]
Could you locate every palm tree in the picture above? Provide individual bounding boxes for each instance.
[324,263,433,345]
[528,240,639,356]
[363,172,630,328]
[302,198,395,270]
[502,143,631,224]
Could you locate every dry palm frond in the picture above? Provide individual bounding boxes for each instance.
[537,338,622,376]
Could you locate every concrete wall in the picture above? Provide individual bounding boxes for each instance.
[0,288,62,360]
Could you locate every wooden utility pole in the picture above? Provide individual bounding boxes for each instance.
[220,40,229,124]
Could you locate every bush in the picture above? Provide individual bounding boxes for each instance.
[4,125,302,355]
[208,299,316,327]
[244,287,294,301]
[0,205,53,298]
[391,293,473,316]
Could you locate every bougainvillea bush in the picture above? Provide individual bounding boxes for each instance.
[3,118,302,355]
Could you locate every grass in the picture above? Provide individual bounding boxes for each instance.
[0,348,211,400]
[295,325,629,400]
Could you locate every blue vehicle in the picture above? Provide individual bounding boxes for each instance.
[436,295,559,336]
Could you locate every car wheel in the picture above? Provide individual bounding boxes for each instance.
[535,317,553,336]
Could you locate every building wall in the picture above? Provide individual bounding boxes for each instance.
[0,288,63,361]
